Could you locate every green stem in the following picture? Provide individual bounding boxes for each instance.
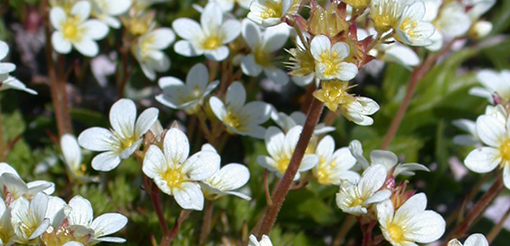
[257,98,324,237]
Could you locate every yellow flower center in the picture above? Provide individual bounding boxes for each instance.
[276,156,291,174]
[61,16,82,42]
[371,1,402,33]
[202,36,221,50]
[224,111,242,131]
[343,0,370,8]
[120,136,139,150]
[140,35,155,57]
[164,168,185,189]
[320,51,341,78]
[399,17,418,37]
[313,80,354,112]
[254,46,272,67]
[387,223,405,243]
[260,1,282,19]
[500,140,510,163]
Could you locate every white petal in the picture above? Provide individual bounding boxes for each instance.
[110,99,136,139]
[226,82,246,112]
[241,101,272,124]
[91,151,121,171]
[30,218,50,240]
[331,147,357,170]
[264,67,289,85]
[209,96,227,121]
[83,20,109,40]
[74,38,99,57]
[174,40,203,57]
[78,127,118,152]
[150,28,176,49]
[370,150,398,170]
[50,7,66,29]
[173,182,204,210]
[27,180,55,195]
[263,24,290,53]
[220,19,241,44]
[404,210,445,243]
[316,135,335,161]
[299,154,319,171]
[93,237,126,243]
[504,165,510,190]
[265,126,285,158]
[376,199,395,228]
[358,164,387,196]
[364,190,391,205]
[476,115,507,147]
[183,63,208,95]
[463,233,489,246]
[71,1,91,22]
[210,164,250,190]
[135,107,159,137]
[242,19,261,49]
[68,195,93,226]
[310,35,331,60]
[336,62,358,81]
[0,162,19,177]
[243,125,267,139]
[172,18,203,40]
[163,128,190,166]
[384,45,420,67]
[201,3,223,34]
[182,151,220,180]
[142,145,167,179]
[61,134,82,171]
[52,32,72,54]
[242,55,263,77]
[331,42,350,60]
[91,213,128,236]
[204,46,229,61]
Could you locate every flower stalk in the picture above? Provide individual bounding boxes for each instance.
[257,97,324,237]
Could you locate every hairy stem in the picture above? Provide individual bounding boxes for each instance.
[257,98,324,237]
[57,55,73,134]
[199,200,214,245]
[444,175,504,244]
[42,0,66,138]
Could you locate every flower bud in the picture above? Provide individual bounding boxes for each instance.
[308,0,349,38]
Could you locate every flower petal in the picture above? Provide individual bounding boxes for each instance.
[173,182,204,210]
[182,151,220,181]
[135,107,159,138]
[52,32,72,54]
[143,145,167,179]
[78,127,118,152]
[74,38,99,57]
[226,82,246,113]
[91,151,121,172]
[68,195,93,226]
[110,99,137,140]
[91,213,128,237]
[163,128,190,166]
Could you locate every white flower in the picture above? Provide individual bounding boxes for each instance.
[469,69,510,104]
[424,1,471,51]
[78,99,159,172]
[50,1,109,57]
[469,20,492,39]
[464,0,495,21]
[357,28,420,68]
[241,19,290,85]
[210,0,252,12]
[143,128,220,210]
[349,140,429,176]
[257,126,319,180]
[448,233,489,246]
[377,193,446,246]
[156,63,219,114]
[11,192,51,244]
[370,0,407,33]
[48,195,128,244]
[0,41,37,95]
[314,136,359,185]
[61,134,98,182]
[133,27,175,81]
[310,35,358,81]
[0,162,55,202]
[452,119,480,146]
[199,144,251,200]
[0,197,15,245]
[90,0,132,28]
[336,164,391,215]
[247,0,294,27]
[340,97,380,126]
[394,1,435,46]
[173,3,241,61]
[209,82,272,139]
[271,110,335,135]
[464,112,510,189]
[249,234,273,246]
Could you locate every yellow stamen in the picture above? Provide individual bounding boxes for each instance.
[164,168,185,189]
[387,223,405,243]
